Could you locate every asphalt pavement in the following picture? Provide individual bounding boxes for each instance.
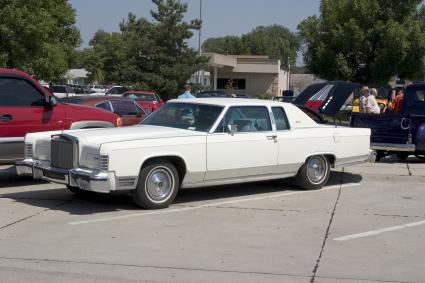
[0,157,424,283]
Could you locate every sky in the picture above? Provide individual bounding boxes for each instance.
[69,0,320,65]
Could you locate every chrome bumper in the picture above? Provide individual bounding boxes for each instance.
[16,159,116,193]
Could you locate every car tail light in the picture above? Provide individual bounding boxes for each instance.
[116,117,123,127]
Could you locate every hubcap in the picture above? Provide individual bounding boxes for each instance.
[307,156,327,184]
[146,167,174,202]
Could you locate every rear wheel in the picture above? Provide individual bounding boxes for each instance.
[132,160,179,209]
[295,155,330,190]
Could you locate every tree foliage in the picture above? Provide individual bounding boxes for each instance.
[203,25,300,66]
[298,0,425,83]
[83,0,206,99]
[0,0,81,81]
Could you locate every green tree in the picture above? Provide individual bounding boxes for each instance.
[0,0,81,81]
[298,0,425,83]
[203,25,300,66]
[84,0,206,99]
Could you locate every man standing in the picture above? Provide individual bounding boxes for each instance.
[178,85,196,99]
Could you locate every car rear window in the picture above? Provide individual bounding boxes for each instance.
[111,100,138,115]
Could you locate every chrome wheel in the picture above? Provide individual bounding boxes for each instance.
[306,156,328,184]
[145,167,174,203]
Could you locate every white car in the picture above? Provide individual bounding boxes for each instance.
[16,99,373,209]
[87,84,106,94]
[49,85,75,98]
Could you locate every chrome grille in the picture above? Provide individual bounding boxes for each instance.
[24,143,33,159]
[51,136,74,169]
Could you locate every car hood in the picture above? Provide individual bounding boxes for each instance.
[294,81,360,116]
[67,125,205,146]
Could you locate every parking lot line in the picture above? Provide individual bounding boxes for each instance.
[68,183,359,226]
[333,219,425,241]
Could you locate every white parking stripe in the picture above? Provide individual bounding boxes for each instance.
[69,183,359,225]
[334,220,425,241]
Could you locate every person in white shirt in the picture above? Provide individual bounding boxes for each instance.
[366,88,381,114]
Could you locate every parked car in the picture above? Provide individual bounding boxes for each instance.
[351,83,425,161]
[17,98,372,209]
[87,84,106,94]
[103,86,129,96]
[293,81,360,115]
[60,96,148,126]
[0,68,122,164]
[48,85,76,98]
[197,90,252,98]
[122,91,164,113]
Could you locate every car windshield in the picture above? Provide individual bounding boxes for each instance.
[126,93,156,101]
[142,102,224,132]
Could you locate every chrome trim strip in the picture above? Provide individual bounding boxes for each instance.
[371,143,416,152]
[0,137,24,144]
[182,172,296,189]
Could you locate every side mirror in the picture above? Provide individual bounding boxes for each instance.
[226,124,237,135]
[48,96,57,107]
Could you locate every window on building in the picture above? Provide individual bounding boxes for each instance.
[217,78,246,90]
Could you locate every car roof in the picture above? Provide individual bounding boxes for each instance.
[168,98,286,107]
[124,90,156,94]
[61,96,134,102]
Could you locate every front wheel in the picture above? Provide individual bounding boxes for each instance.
[132,160,180,209]
[295,155,330,190]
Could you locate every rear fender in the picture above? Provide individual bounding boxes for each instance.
[415,123,425,151]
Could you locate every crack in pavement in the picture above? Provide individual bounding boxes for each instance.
[310,168,345,283]
[406,163,413,176]
[0,256,310,279]
[0,256,414,283]
[0,199,73,231]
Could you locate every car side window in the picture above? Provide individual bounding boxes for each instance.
[0,78,46,107]
[96,102,112,112]
[111,100,138,115]
[216,106,272,133]
[272,107,290,130]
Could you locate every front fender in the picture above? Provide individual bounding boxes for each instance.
[70,121,115,129]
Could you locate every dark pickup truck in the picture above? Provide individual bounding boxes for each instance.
[350,83,425,161]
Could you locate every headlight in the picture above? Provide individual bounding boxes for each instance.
[24,143,33,159]
[99,155,109,171]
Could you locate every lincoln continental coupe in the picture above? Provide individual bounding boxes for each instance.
[17,99,373,209]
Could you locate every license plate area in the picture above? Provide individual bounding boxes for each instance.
[43,170,67,182]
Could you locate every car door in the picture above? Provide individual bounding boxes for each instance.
[271,106,305,174]
[205,106,279,180]
[0,77,65,162]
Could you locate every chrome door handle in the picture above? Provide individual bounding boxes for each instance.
[267,135,277,140]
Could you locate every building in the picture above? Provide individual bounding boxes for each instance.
[203,53,289,97]
[64,69,89,85]
[290,74,325,96]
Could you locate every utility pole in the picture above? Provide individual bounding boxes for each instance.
[197,0,203,85]
[287,56,291,90]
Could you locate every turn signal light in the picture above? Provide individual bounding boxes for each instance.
[116,117,123,127]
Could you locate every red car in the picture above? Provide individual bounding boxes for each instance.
[60,96,148,126]
[0,68,122,164]
[122,91,164,113]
